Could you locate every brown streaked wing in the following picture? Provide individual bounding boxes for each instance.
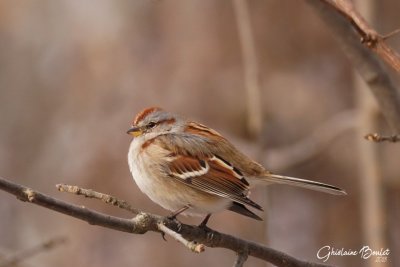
[167,155,263,211]
[183,122,267,177]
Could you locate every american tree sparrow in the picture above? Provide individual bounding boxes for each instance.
[127,107,346,226]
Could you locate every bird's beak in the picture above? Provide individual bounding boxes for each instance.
[127,126,142,137]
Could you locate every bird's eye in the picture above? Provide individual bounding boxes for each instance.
[147,121,156,128]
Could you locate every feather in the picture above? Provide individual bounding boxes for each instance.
[228,202,263,221]
[261,173,347,195]
[167,154,263,211]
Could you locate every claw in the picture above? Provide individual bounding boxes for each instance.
[161,231,167,241]
[167,215,176,220]
[198,214,211,228]
[176,220,182,232]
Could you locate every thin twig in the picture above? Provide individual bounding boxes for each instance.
[233,250,249,267]
[0,237,67,267]
[157,222,205,253]
[364,133,400,143]
[56,184,139,214]
[0,177,332,267]
[381,28,400,41]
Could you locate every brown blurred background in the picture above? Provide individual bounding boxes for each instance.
[0,1,399,266]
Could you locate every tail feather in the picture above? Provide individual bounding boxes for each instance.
[228,202,263,220]
[262,174,347,195]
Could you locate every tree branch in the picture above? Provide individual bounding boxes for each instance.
[307,0,400,133]
[0,176,332,267]
[321,0,400,72]
[233,250,249,267]
[56,183,139,214]
[157,222,205,253]
[364,133,400,143]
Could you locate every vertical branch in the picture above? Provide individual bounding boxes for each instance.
[355,2,387,266]
[233,0,263,138]
[232,1,268,258]
[356,77,388,266]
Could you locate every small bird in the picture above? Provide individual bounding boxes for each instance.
[127,107,346,226]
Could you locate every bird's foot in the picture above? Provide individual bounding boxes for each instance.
[198,214,211,229]
[168,205,190,220]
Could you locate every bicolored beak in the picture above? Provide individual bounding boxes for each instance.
[127,126,142,137]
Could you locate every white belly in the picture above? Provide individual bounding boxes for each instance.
[128,138,231,216]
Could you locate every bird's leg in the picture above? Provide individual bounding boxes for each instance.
[161,206,190,241]
[167,205,190,220]
[199,214,211,228]
[161,232,167,241]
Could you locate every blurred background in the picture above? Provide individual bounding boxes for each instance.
[0,0,399,266]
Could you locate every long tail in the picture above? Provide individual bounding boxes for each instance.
[262,174,347,195]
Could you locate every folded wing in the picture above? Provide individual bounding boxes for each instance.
[167,154,263,211]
